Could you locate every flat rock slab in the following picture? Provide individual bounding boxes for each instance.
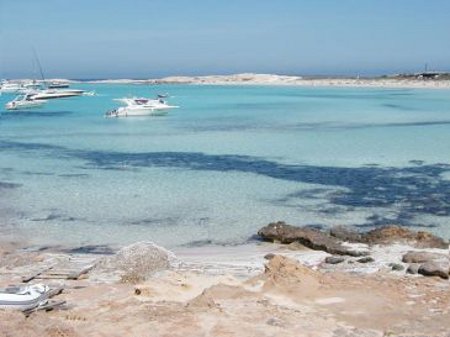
[330,225,363,243]
[402,251,449,264]
[418,261,449,279]
[363,226,448,249]
[325,256,345,264]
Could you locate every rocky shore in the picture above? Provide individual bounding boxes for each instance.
[0,224,449,336]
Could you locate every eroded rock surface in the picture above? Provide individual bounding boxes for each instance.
[258,222,367,256]
[94,241,175,283]
[363,226,448,249]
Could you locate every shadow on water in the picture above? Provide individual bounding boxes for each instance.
[1,139,450,225]
[62,245,116,255]
[179,120,450,133]
[1,110,73,118]
[0,181,22,189]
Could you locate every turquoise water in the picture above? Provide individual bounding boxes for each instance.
[1,84,450,249]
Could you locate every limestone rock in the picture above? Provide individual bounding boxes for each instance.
[329,225,362,243]
[402,251,448,264]
[406,263,421,274]
[417,261,449,279]
[264,253,276,260]
[258,222,367,256]
[325,256,345,264]
[96,241,175,283]
[357,257,374,264]
[363,225,448,249]
[388,263,405,271]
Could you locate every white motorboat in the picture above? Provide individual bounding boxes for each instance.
[0,81,23,94]
[5,93,47,110]
[48,81,70,89]
[30,88,84,100]
[105,95,178,118]
[0,284,50,311]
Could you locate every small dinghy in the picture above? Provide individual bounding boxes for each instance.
[0,284,50,311]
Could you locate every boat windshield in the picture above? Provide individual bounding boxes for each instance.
[134,99,148,105]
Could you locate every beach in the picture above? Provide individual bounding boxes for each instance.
[1,79,450,336]
[1,224,449,337]
[2,0,450,334]
[85,73,450,89]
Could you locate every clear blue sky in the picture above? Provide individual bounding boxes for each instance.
[1,0,450,79]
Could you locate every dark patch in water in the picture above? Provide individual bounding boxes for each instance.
[289,120,450,131]
[128,217,181,226]
[2,110,73,118]
[21,171,54,176]
[63,245,115,255]
[58,173,90,178]
[382,103,416,111]
[181,240,214,248]
[409,160,425,166]
[30,212,82,222]
[0,181,21,189]
[2,140,450,226]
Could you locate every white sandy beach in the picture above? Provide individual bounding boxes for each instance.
[84,73,450,89]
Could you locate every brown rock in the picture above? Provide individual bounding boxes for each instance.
[402,251,448,264]
[388,263,404,271]
[417,261,449,279]
[325,256,345,264]
[264,253,276,260]
[329,225,362,242]
[362,225,448,249]
[357,256,375,264]
[406,263,421,274]
[262,255,321,290]
[258,222,367,256]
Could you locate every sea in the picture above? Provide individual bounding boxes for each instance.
[1,83,450,250]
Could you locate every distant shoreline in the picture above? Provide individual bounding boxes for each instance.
[6,73,450,89]
[83,73,450,89]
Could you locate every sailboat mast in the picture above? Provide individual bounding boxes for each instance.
[32,47,46,84]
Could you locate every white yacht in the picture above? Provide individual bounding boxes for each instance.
[0,81,23,94]
[29,88,84,100]
[48,81,70,89]
[5,93,47,110]
[105,95,178,118]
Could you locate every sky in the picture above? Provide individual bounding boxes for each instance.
[1,0,450,79]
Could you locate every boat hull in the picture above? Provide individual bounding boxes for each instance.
[106,107,169,117]
[5,100,46,110]
[32,91,83,100]
[0,284,49,311]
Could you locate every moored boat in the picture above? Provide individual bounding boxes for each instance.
[30,88,84,100]
[105,95,178,118]
[0,81,23,94]
[47,81,70,89]
[5,93,47,110]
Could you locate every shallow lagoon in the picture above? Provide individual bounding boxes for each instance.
[1,84,450,248]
